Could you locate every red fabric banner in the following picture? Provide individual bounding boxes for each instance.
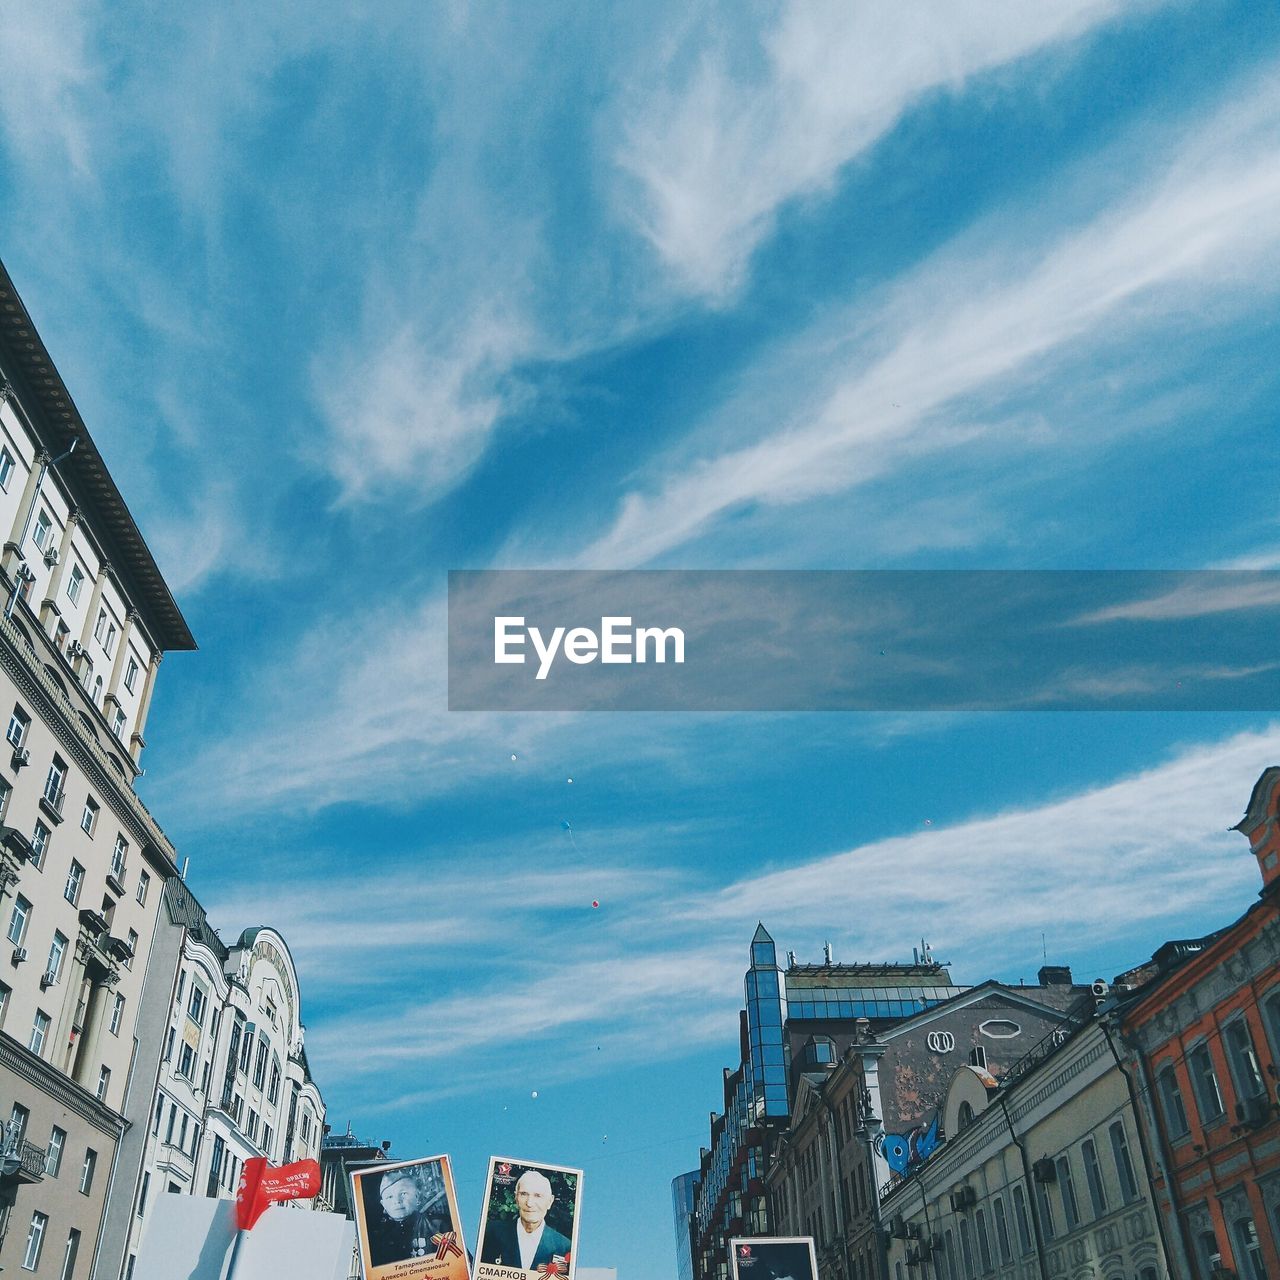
[235,1157,322,1229]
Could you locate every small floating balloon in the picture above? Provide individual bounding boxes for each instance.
[510,753,518,761]
[531,1090,539,1099]
[923,819,932,826]
[567,777,573,784]
[591,900,599,908]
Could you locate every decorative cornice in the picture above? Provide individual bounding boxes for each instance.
[0,1031,126,1136]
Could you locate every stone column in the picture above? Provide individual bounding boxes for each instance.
[76,559,111,650]
[73,970,117,1088]
[103,606,137,706]
[130,651,162,762]
[2,449,49,576]
[39,506,80,635]
[55,937,94,1073]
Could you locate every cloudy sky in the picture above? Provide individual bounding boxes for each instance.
[2,2,1280,1274]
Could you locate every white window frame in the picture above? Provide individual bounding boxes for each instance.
[80,796,98,836]
[124,657,139,692]
[66,564,84,605]
[7,895,30,945]
[64,860,84,906]
[0,447,14,491]
[22,1210,47,1271]
[46,931,67,981]
[6,705,29,748]
[28,1009,49,1056]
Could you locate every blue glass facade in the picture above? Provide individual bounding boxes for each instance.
[671,1170,699,1280]
[746,926,788,1119]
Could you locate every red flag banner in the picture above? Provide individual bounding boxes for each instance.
[236,1157,322,1230]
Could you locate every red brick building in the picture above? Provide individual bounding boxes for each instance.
[1115,766,1280,1280]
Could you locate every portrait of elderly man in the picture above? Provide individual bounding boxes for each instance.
[481,1168,574,1272]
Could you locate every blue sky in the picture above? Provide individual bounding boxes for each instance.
[3,2,1280,1275]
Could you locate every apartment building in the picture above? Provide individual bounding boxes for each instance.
[0,260,195,1278]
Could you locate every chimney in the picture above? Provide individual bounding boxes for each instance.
[1038,965,1073,986]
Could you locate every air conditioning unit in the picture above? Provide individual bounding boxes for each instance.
[949,1186,975,1212]
[42,546,59,568]
[11,947,28,965]
[1235,1096,1271,1129]
[905,1248,922,1267]
[1032,1158,1057,1183]
[1091,978,1110,999]
[40,969,57,989]
[904,1223,921,1240]
[889,1215,909,1240]
[10,747,28,769]
[67,640,84,659]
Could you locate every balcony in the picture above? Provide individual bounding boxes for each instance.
[0,1139,47,1185]
[39,785,65,825]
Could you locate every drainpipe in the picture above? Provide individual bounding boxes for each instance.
[1100,1018,1189,1280]
[996,1095,1050,1280]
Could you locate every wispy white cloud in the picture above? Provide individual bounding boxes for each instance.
[295,725,1280,1099]
[584,68,1280,568]
[1074,575,1280,623]
[615,0,1151,300]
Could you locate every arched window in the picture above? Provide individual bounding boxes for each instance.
[957,1100,975,1131]
[93,674,104,706]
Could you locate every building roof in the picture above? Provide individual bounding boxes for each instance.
[0,259,196,652]
[164,875,229,960]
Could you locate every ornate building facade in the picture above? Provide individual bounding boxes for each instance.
[0,260,196,1278]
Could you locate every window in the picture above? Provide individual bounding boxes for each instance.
[136,870,150,905]
[0,446,13,491]
[152,1095,163,1135]
[188,984,207,1026]
[109,992,125,1036]
[178,1042,196,1080]
[262,1122,272,1155]
[246,1108,259,1141]
[9,1102,29,1147]
[45,1126,65,1176]
[1155,1064,1190,1137]
[80,796,98,835]
[30,821,49,870]
[95,1065,110,1101]
[268,1059,281,1105]
[1109,1120,1139,1202]
[22,1210,47,1270]
[112,706,126,738]
[64,860,84,905]
[94,609,108,644]
[974,1207,993,1272]
[137,1171,150,1217]
[1081,1138,1107,1218]
[1188,1043,1224,1122]
[44,755,66,807]
[969,1045,987,1069]
[79,1147,97,1194]
[1056,1156,1080,1231]
[1225,1019,1266,1101]
[1034,1178,1056,1239]
[164,1026,175,1061]
[29,1010,50,1055]
[958,1217,975,1279]
[1234,1216,1265,1280]
[254,1036,268,1089]
[46,931,67,982]
[6,704,29,748]
[33,509,51,551]
[125,928,138,967]
[111,833,127,878]
[0,778,10,822]
[8,894,31,945]
[66,565,84,605]
[58,1229,80,1280]
[165,1102,176,1143]
[124,657,139,692]
[992,1197,1012,1265]
[0,981,10,1030]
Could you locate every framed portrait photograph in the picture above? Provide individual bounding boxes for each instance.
[351,1155,469,1280]
[729,1237,819,1280]
[473,1157,584,1280]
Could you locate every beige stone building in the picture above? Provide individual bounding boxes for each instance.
[0,259,195,1277]
[881,1019,1172,1280]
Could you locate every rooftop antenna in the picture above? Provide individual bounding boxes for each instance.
[823,941,833,965]
[1042,932,1048,961]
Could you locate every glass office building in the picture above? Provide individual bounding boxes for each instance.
[688,925,959,1280]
